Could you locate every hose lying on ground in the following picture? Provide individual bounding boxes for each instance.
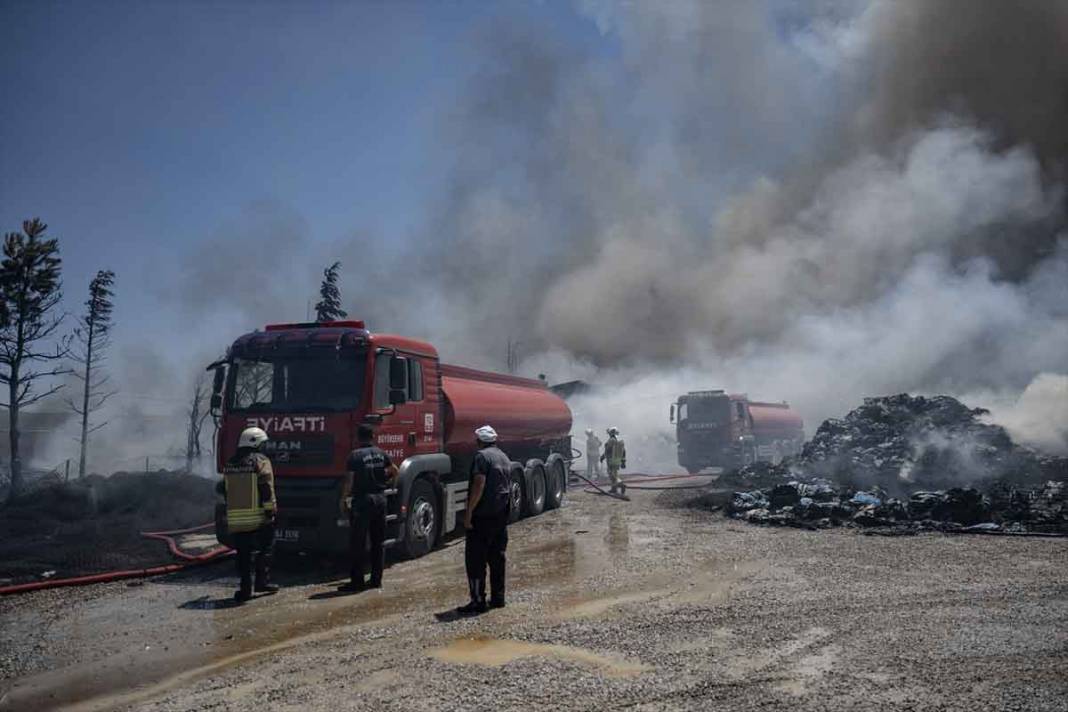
[0,523,232,596]
[570,471,631,501]
[579,472,720,493]
[140,523,232,562]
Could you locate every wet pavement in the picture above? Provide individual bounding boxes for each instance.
[1,481,1066,711]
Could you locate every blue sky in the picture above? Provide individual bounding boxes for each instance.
[0,1,605,332]
[0,0,611,414]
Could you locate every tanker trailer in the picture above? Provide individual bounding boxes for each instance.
[671,390,804,473]
[209,320,573,558]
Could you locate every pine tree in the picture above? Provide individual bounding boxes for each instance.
[67,269,117,478]
[0,219,70,502]
[314,261,347,322]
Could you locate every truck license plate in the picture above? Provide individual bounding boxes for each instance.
[277,529,300,542]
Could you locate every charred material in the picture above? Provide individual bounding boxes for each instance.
[722,394,1068,534]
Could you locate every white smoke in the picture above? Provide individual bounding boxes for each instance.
[31,0,1068,475]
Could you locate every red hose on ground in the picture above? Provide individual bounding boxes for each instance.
[140,523,232,562]
[0,523,232,596]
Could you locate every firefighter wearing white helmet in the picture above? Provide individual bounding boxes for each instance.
[600,427,627,494]
[457,424,512,615]
[585,428,602,483]
[221,426,278,603]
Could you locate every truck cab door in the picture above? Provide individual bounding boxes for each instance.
[372,350,415,463]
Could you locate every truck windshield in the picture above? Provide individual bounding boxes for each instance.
[687,398,730,422]
[228,352,366,412]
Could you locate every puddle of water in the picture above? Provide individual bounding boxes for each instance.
[668,560,765,605]
[1,504,626,711]
[430,637,647,677]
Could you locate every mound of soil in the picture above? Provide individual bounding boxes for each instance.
[0,471,217,585]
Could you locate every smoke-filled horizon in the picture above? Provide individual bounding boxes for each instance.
[9,0,1068,473]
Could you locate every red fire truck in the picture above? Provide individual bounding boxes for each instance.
[208,320,573,558]
[670,390,804,473]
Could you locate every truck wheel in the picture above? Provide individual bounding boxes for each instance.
[508,464,523,524]
[544,457,566,510]
[523,461,546,517]
[403,479,439,559]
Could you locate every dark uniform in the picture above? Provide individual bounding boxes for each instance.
[346,445,393,587]
[465,445,512,607]
[223,450,277,599]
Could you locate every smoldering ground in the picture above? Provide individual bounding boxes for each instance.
[31,1,1068,475]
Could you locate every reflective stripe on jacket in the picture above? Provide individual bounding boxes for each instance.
[223,453,275,533]
[603,438,626,468]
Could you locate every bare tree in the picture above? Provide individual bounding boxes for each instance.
[0,219,70,502]
[66,269,116,478]
[185,373,211,474]
[314,261,347,322]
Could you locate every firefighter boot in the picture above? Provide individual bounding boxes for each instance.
[254,554,278,595]
[234,555,253,602]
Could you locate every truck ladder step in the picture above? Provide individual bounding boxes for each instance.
[386,514,398,522]
[383,538,398,548]
[383,488,398,496]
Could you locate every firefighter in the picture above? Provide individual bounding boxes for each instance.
[222,426,278,604]
[585,428,602,482]
[600,426,627,495]
[456,425,512,615]
[339,424,398,593]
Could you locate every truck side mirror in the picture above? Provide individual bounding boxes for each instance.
[389,388,407,406]
[209,365,226,415]
[670,404,675,423]
[212,366,225,395]
[389,356,408,390]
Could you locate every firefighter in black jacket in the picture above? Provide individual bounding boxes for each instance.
[221,427,279,604]
[456,425,512,615]
[339,424,398,592]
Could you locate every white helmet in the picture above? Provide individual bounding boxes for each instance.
[585,428,594,436]
[239,427,269,449]
[607,427,619,437]
[475,425,498,444]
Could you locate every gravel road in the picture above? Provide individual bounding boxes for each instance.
[2,485,1065,711]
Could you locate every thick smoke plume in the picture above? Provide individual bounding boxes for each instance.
[40,1,1067,475]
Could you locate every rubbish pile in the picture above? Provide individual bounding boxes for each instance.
[801,394,1065,491]
[721,394,1068,534]
[727,479,1067,534]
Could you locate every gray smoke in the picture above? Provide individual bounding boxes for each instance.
[43,0,1068,475]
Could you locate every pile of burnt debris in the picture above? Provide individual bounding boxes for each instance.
[722,394,1068,535]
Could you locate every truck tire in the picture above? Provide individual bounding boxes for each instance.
[508,463,524,524]
[403,478,439,559]
[544,456,566,510]
[523,460,546,517]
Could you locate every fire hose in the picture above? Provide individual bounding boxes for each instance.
[565,445,718,499]
[0,523,232,596]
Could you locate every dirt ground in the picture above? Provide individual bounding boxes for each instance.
[1,483,1066,711]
